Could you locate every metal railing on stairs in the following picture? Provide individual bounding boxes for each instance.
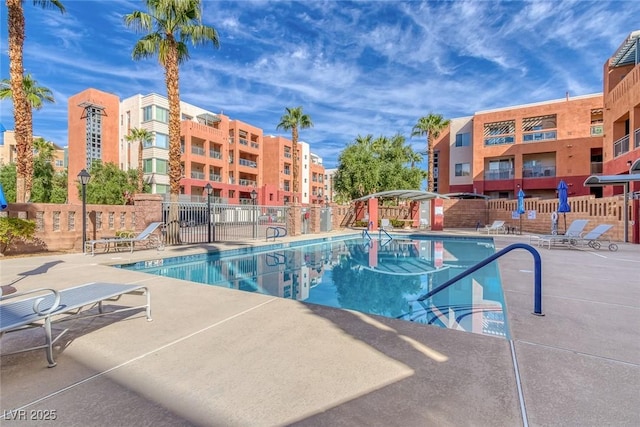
[266,226,287,241]
[417,243,544,316]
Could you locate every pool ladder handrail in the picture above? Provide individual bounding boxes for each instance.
[417,243,544,316]
[266,226,287,241]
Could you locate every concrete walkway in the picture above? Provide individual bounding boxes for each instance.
[1,230,638,426]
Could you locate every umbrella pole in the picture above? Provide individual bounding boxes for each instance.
[564,213,567,234]
[519,214,522,235]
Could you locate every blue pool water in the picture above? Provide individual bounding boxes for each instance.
[117,234,509,339]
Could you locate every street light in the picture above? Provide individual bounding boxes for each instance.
[77,169,91,253]
[205,183,213,243]
[250,189,258,239]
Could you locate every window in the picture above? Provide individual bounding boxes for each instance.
[156,107,169,123]
[155,184,169,194]
[484,120,515,146]
[154,132,169,149]
[455,163,470,176]
[142,106,152,122]
[143,159,153,173]
[522,114,557,142]
[455,132,471,147]
[156,159,167,174]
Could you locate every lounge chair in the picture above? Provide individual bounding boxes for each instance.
[381,218,393,230]
[484,220,505,234]
[537,219,589,249]
[85,222,164,256]
[572,224,618,251]
[0,282,151,367]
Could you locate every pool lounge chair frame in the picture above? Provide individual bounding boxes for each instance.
[571,224,618,251]
[485,220,506,234]
[85,222,165,256]
[0,282,151,367]
[536,219,589,249]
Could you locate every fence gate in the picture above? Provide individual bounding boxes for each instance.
[162,202,289,245]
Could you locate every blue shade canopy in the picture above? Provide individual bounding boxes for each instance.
[557,180,570,213]
[0,184,8,210]
[517,189,525,214]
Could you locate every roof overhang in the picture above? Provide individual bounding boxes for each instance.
[443,192,489,200]
[583,174,640,186]
[353,190,449,202]
[631,158,640,173]
[609,30,640,68]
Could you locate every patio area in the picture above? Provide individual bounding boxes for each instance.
[1,230,638,426]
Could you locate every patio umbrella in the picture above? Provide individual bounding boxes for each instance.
[0,183,7,210]
[557,180,570,233]
[517,188,525,234]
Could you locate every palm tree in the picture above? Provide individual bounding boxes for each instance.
[411,113,450,192]
[6,0,65,202]
[276,106,313,202]
[125,0,219,243]
[0,73,55,202]
[125,128,153,192]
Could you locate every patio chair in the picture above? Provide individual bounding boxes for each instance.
[571,224,618,251]
[484,220,505,234]
[537,219,589,249]
[85,222,164,256]
[0,282,151,367]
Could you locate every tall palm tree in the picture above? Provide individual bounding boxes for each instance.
[125,0,219,243]
[6,0,65,202]
[276,106,313,202]
[411,113,450,192]
[125,128,153,192]
[0,73,55,202]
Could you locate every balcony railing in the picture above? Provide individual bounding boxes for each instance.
[484,136,515,146]
[523,166,556,178]
[191,146,205,156]
[284,152,292,158]
[209,150,222,159]
[239,138,248,146]
[190,171,205,179]
[590,162,603,174]
[484,169,514,181]
[239,179,257,186]
[209,174,222,182]
[251,142,259,149]
[523,131,557,142]
[590,124,604,137]
[613,134,629,157]
[635,128,640,149]
[238,158,257,168]
[283,170,291,175]
[283,185,290,192]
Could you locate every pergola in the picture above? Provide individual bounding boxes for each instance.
[584,159,640,243]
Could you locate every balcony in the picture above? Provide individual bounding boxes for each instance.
[238,158,257,168]
[191,146,205,156]
[590,162,603,174]
[523,165,556,178]
[523,130,557,143]
[209,150,222,159]
[239,138,249,146]
[484,136,515,146]
[635,128,640,149]
[484,169,514,181]
[590,124,604,137]
[251,142,259,149]
[239,179,257,187]
[190,171,205,179]
[613,134,629,157]
[209,174,222,182]
[284,152,292,158]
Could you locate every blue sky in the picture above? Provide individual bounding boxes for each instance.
[1,0,639,169]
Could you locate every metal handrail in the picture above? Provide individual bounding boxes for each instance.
[266,226,287,241]
[379,228,392,240]
[417,243,544,316]
[362,229,372,241]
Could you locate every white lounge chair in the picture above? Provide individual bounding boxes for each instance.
[484,220,505,234]
[0,282,151,367]
[381,218,393,230]
[85,222,164,256]
[537,219,589,249]
[572,224,618,251]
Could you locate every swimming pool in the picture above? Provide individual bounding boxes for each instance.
[117,234,509,339]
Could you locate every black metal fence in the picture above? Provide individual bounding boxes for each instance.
[162,202,289,244]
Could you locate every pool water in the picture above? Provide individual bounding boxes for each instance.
[117,235,509,339]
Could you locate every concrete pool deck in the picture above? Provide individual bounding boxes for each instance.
[1,230,638,426]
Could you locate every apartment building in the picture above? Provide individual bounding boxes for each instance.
[68,88,323,206]
[602,30,640,196]
[0,129,66,173]
[436,94,604,199]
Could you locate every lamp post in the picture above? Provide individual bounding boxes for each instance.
[78,169,91,253]
[205,183,213,243]
[250,189,258,239]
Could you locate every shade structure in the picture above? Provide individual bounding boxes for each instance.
[557,180,570,232]
[0,183,7,210]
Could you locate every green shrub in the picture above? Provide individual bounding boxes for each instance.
[0,217,37,255]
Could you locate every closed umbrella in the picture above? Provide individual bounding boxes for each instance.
[517,188,525,234]
[0,183,8,210]
[557,180,570,233]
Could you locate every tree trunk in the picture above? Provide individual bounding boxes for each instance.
[427,135,434,192]
[292,126,299,202]
[165,41,182,244]
[137,140,144,192]
[7,1,28,203]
